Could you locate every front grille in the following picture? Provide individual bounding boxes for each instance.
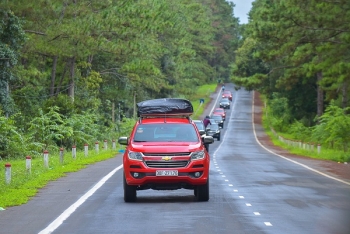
[142,152,191,168]
[145,160,189,168]
[143,152,191,157]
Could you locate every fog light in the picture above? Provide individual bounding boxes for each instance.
[133,172,139,178]
[194,172,201,178]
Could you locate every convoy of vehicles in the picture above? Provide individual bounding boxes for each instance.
[222,90,232,101]
[213,107,226,120]
[118,98,214,202]
[219,98,230,109]
[210,114,224,128]
[205,123,221,141]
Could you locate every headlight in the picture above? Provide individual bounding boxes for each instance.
[128,151,143,161]
[191,150,205,160]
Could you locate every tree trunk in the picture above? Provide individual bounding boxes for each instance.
[316,72,324,120]
[50,56,58,97]
[68,56,75,102]
[56,60,68,95]
[112,102,115,123]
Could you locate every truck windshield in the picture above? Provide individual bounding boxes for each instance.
[133,124,199,142]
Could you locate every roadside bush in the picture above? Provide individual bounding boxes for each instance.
[288,120,312,143]
[312,101,350,152]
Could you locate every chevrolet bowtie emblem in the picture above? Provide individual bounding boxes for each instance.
[162,156,172,161]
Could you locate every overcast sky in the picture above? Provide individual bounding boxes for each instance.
[227,0,255,24]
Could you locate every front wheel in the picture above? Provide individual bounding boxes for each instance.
[124,173,137,202]
[196,177,209,202]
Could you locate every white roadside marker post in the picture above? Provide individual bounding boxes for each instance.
[72,145,76,159]
[84,143,89,157]
[95,141,99,153]
[59,148,64,164]
[104,140,108,150]
[43,150,49,169]
[5,163,11,184]
[26,156,31,174]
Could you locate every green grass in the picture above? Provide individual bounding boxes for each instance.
[0,83,218,209]
[0,148,120,208]
[190,83,218,119]
[261,99,349,163]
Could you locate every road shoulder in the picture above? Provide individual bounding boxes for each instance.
[253,91,350,184]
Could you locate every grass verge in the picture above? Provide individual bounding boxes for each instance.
[260,95,349,163]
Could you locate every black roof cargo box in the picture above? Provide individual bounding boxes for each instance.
[137,98,193,117]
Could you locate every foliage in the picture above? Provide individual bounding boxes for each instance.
[0,9,26,116]
[232,0,350,123]
[312,101,350,152]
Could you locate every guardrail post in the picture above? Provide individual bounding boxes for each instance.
[72,145,76,159]
[26,156,31,174]
[84,143,89,157]
[104,140,108,150]
[317,144,321,154]
[112,140,116,150]
[95,141,99,153]
[43,150,49,168]
[60,148,64,164]
[5,163,11,184]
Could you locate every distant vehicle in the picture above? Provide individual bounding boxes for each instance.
[193,119,206,136]
[222,90,232,101]
[213,107,226,120]
[118,98,214,202]
[193,119,210,152]
[210,114,224,128]
[206,123,221,141]
[219,98,230,109]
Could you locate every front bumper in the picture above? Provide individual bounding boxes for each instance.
[124,155,209,189]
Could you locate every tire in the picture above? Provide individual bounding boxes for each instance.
[123,173,137,202]
[196,177,209,201]
[217,134,221,141]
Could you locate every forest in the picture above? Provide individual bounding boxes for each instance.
[1,0,349,160]
[233,0,350,155]
[0,0,240,159]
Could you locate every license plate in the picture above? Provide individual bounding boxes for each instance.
[156,170,178,176]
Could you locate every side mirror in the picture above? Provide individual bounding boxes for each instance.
[198,129,205,135]
[203,135,214,144]
[118,136,129,145]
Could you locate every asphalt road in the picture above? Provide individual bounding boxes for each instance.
[1,85,349,234]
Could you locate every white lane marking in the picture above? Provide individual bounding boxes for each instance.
[229,184,233,187]
[38,165,123,234]
[233,190,238,192]
[254,212,261,215]
[246,203,252,206]
[224,179,228,182]
[239,196,244,199]
[264,222,273,226]
[252,91,350,186]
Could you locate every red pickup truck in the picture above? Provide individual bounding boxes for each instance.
[118,98,214,202]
